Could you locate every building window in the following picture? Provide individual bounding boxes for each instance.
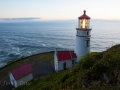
[87,32,89,35]
[86,40,90,47]
[63,62,66,70]
[72,60,74,64]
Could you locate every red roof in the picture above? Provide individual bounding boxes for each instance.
[58,51,71,61]
[72,53,77,58]
[78,10,90,19]
[11,64,33,80]
[57,51,77,61]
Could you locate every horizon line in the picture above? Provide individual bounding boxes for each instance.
[0,18,120,22]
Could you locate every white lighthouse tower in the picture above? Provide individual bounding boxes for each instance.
[75,10,92,62]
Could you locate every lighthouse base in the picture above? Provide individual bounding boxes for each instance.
[75,36,90,62]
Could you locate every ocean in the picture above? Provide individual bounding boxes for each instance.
[0,19,120,67]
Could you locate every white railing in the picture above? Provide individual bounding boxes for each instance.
[76,26,92,30]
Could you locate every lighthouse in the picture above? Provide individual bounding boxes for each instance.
[75,10,92,62]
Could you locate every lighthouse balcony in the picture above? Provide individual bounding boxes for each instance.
[76,26,92,30]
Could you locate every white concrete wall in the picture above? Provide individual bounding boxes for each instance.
[77,30,90,37]
[9,72,18,88]
[73,58,77,65]
[17,73,33,87]
[9,72,33,88]
[54,53,58,71]
[58,60,72,71]
[75,30,91,62]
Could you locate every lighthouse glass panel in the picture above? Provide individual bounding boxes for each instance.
[80,19,90,29]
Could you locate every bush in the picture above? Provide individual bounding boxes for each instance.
[80,52,103,70]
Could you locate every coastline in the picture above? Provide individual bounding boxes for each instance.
[0,51,55,90]
[0,50,74,79]
[0,51,54,80]
[0,51,54,71]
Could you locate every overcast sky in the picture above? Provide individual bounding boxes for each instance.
[0,0,120,20]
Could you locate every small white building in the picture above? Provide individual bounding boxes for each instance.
[9,64,33,88]
[54,50,77,72]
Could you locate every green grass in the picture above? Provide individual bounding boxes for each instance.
[15,44,120,90]
[34,53,54,62]
[0,52,54,80]
[51,60,54,66]
[0,59,33,79]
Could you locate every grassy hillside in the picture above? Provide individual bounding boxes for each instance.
[0,52,54,80]
[16,44,120,90]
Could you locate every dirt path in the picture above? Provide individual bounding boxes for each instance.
[32,57,55,78]
[0,55,55,90]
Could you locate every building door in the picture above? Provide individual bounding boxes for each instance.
[63,62,66,70]
[72,60,75,66]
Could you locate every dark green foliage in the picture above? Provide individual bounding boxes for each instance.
[16,44,120,90]
[80,52,103,70]
[7,60,16,64]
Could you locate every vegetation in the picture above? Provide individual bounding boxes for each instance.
[34,53,54,62]
[0,52,54,79]
[16,44,120,90]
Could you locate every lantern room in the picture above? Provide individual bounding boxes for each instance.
[78,10,90,29]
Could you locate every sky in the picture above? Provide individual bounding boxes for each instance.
[0,0,120,21]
